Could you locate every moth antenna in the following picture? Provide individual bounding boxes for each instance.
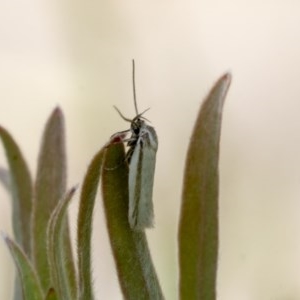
[132,108,151,122]
[132,59,139,115]
[113,105,132,122]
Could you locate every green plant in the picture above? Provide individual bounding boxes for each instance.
[0,72,231,300]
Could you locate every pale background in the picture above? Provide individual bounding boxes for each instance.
[1,0,300,299]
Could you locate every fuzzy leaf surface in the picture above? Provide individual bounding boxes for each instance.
[0,127,32,256]
[0,127,33,300]
[32,107,75,291]
[4,235,43,300]
[48,187,77,300]
[178,73,231,300]
[77,147,106,300]
[102,142,164,300]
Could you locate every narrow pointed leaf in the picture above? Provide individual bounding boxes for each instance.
[178,73,231,300]
[0,127,33,300]
[0,127,32,257]
[101,142,164,300]
[48,187,77,300]
[32,107,75,291]
[77,147,106,300]
[4,235,44,300]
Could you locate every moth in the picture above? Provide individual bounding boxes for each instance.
[114,60,158,230]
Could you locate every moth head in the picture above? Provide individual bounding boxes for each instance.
[131,117,145,134]
[114,106,150,126]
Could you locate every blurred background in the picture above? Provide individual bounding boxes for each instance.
[1,0,300,299]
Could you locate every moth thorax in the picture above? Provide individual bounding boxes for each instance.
[131,118,144,134]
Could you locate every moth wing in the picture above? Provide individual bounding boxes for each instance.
[128,140,141,229]
[128,127,158,230]
[138,138,157,228]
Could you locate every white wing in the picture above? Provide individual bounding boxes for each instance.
[128,125,158,230]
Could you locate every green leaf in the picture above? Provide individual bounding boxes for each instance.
[4,235,44,300]
[0,127,33,257]
[101,141,164,300]
[178,73,231,300]
[0,127,33,300]
[47,187,77,300]
[32,107,76,292]
[77,147,106,300]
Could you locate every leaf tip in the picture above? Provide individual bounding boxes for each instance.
[48,106,64,126]
[53,106,63,116]
[71,184,79,193]
[221,71,232,80]
[218,72,232,91]
[68,185,78,199]
[203,72,232,113]
[0,125,8,136]
[1,232,13,250]
[0,230,8,242]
